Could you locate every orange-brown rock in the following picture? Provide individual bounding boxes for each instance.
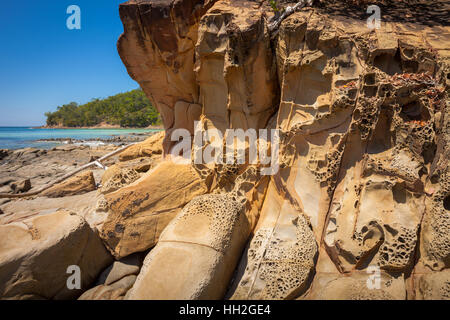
[118,0,216,152]
[100,160,208,259]
[42,171,96,198]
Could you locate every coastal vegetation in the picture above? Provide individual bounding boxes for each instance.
[44,89,160,128]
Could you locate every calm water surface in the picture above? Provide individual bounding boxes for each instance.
[0,127,159,150]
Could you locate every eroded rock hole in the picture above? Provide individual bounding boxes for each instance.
[368,108,393,154]
[444,195,450,211]
[403,60,419,73]
[402,48,414,59]
[421,141,437,164]
[363,85,377,97]
[392,183,407,204]
[373,49,402,76]
[364,73,376,85]
[400,101,430,122]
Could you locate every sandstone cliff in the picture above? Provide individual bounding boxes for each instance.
[116,0,449,300]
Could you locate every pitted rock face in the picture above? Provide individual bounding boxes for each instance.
[415,269,450,300]
[117,0,450,300]
[228,184,318,300]
[100,167,140,194]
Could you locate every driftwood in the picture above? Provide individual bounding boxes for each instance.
[0,142,137,199]
[268,0,314,32]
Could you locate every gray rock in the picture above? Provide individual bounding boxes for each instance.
[0,185,12,194]
[0,178,14,186]
[97,252,144,286]
[78,275,137,300]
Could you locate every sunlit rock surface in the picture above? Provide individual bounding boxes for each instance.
[0,0,448,300]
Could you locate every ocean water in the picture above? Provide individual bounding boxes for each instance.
[0,127,160,150]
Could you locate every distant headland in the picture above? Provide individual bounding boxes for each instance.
[44,89,162,129]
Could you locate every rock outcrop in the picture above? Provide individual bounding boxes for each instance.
[118,131,164,161]
[116,0,449,300]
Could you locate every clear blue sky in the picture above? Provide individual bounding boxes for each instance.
[0,1,139,126]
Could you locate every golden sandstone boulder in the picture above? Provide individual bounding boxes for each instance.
[42,171,96,198]
[0,210,112,299]
[126,194,251,299]
[100,161,208,259]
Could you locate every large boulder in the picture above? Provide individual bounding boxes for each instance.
[126,193,251,299]
[0,210,112,300]
[42,171,96,198]
[100,161,208,259]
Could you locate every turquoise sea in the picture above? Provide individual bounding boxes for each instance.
[0,127,160,150]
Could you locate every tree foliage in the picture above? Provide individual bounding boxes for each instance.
[268,0,279,11]
[45,89,161,127]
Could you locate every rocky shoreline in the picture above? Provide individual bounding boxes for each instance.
[34,132,153,145]
[0,131,165,299]
[0,131,158,202]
